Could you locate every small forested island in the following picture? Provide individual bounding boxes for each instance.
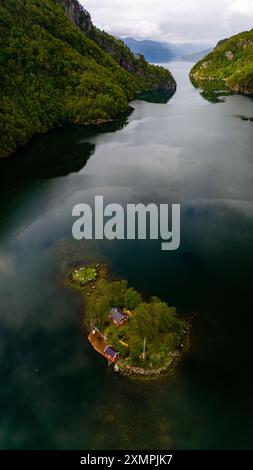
[190,29,253,95]
[67,264,190,379]
[0,0,176,158]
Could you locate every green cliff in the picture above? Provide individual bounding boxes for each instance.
[190,29,253,95]
[0,0,176,158]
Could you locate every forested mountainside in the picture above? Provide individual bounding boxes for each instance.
[0,0,176,158]
[190,29,253,94]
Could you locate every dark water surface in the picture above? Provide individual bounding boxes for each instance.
[0,61,253,449]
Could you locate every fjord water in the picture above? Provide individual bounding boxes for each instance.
[1,61,253,449]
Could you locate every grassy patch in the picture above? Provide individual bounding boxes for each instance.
[71,266,97,285]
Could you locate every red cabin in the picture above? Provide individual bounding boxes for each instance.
[104,346,120,362]
[109,308,128,327]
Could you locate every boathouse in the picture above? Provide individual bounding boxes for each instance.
[109,307,128,327]
[104,346,120,363]
[88,328,120,362]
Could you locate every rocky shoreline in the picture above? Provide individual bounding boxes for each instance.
[114,326,191,380]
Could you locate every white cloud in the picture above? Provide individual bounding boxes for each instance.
[80,0,253,44]
[223,0,253,34]
[226,0,253,16]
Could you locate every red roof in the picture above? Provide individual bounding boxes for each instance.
[109,308,128,324]
[104,346,118,359]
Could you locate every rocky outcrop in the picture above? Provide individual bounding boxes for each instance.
[90,29,136,73]
[61,0,93,31]
[61,0,135,72]
[225,50,234,61]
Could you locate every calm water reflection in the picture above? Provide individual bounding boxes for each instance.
[0,62,253,449]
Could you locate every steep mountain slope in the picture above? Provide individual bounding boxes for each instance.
[190,30,253,94]
[0,0,176,158]
[60,0,174,86]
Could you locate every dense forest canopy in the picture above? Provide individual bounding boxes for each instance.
[190,29,253,94]
[0,0,175,158]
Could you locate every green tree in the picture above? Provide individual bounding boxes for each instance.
[124,287,142,310]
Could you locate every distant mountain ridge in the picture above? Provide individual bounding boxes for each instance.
[122,38,175,62]
[123,37,212,63]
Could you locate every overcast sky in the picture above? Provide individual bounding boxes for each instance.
[80,0,253,45]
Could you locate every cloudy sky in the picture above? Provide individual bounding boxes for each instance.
[81,0,253,45]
